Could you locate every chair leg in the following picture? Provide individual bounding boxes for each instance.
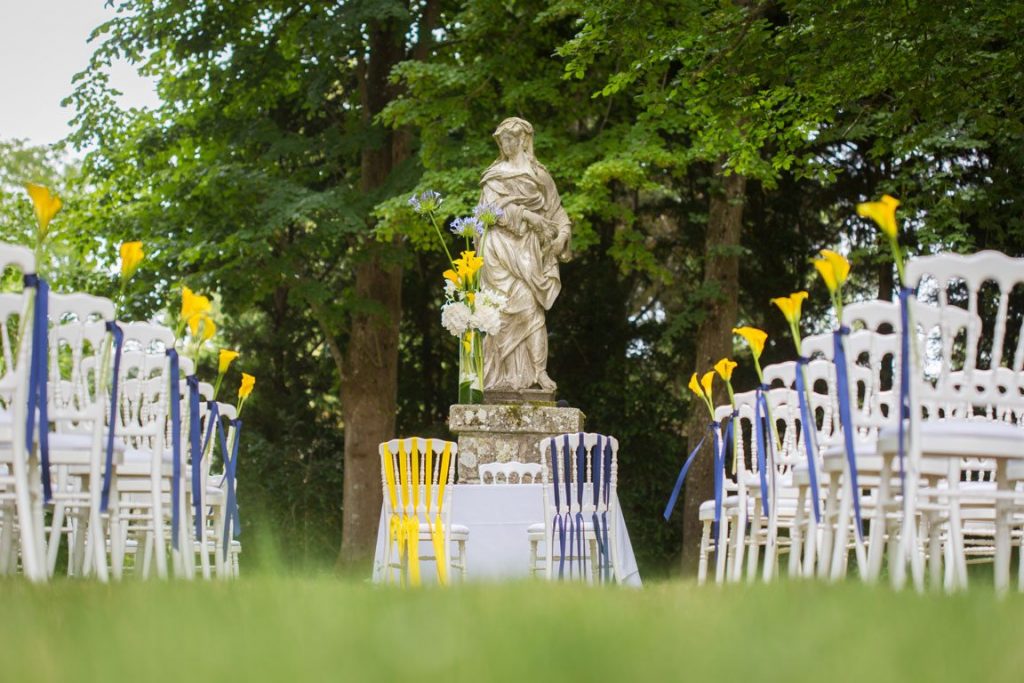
[818,471,840,579]
[746,500,762,583]
[866,457,892,583]
[529,539,539,578]
[713,516,728,584]
[731,502,748,583]
[829,482,852,582]
[789,485,807,578]
[697,520,711,585]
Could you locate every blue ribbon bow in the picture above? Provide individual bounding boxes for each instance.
[833,326,864,542]
[166,350,182,550]
[663,420,726,563]
[23,274,51,503]
[794,356,821,522]
[99,321,124,512]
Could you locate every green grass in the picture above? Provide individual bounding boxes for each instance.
[1,576,1022,682]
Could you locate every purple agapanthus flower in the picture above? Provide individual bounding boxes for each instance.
[450,216,485,238]
[409,190,443,214]
[473,202,504,227]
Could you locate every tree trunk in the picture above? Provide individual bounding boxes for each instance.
[336,18,407,570]
[680,163,746,574]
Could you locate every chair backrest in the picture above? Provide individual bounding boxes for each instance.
[115,323,177,442]
[478,461,542,484]
[379,437,458,524]
[47,293,115,423]
[0,244,35,401]
[539,433,619,518]
[906,251,1024,418]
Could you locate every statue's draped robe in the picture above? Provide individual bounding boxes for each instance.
[478,161,570,390]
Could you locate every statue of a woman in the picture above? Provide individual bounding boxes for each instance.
[477,117,571,394]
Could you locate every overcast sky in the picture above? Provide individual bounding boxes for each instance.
[0,1,159,148]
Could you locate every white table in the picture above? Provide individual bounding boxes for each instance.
[372,484,642,586]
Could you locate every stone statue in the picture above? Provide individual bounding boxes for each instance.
[476,117,571,395]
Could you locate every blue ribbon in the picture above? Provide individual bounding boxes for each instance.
[663,426,711,521]
[897,286,913,489]
[574,434,585,578]
[23,275,51,503]
[713,419,729,565]
[198,399,223,545]
[167,350,182,550]
[222,418,242,561]
[794,356,821,522]
[186,375,202,542]
[549,436,567,579]
[754,385,772,517]
[591,435,612,583]
[833,327,864,542]
[99,322,124,512]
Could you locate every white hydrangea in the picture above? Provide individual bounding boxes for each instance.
[478,288,508,310]
[444,278,457,299]
[441,301,473,337]
[470,305,502,336]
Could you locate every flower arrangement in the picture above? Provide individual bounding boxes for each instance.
[409,190,507,403]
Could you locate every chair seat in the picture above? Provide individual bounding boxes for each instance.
[698,496,803,520]
[878,419,1024,460]
[416,523,468,540]
[116,449,173,476]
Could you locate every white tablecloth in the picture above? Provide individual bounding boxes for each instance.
[372,484,642,586]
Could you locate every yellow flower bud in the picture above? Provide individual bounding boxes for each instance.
[714,357,737,383]
[238,373,256,399]
[218,349,239,375]
[733,326,767,360]
[24,183,61,238]
[120,241,144,279]
[857,195,900,239]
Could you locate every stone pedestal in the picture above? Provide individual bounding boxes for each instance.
[449,404,585,482]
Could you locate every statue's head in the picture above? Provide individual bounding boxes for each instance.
[493,117,535,161]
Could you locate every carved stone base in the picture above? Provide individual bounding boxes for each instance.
[483,388,556,405]
[449,403,585,482]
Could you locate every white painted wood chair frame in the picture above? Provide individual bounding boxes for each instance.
[379,437,466,585]
[538,432,621,584]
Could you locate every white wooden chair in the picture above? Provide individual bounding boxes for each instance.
[0,244,46,581]
[478,461,542,484]
[538,432,621,583]
[42,293,118,581]
[880,251,1024,593]
[477,461,544,574]
[379,437,467,585]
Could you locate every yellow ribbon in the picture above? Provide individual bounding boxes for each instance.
[385,438,455,587]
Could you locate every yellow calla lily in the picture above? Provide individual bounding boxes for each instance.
[218,349,239,374]
[188,313,216,341]
[453,250,484,280]
[181,286,211,322]
[24,183,62,238]
[813,249,850,295]
[238,373,256,399]
[714,357,737,383]
[443,269,460,287]
[688,372,703,398]
[733,326,767,360]
[771,291,809,326]
[700,370,715,399]
[857,195,900,239]
[120,241,144,279]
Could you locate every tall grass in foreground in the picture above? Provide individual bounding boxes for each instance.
[0,576,1021,682]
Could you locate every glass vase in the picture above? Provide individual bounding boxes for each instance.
[458,329,484,404]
